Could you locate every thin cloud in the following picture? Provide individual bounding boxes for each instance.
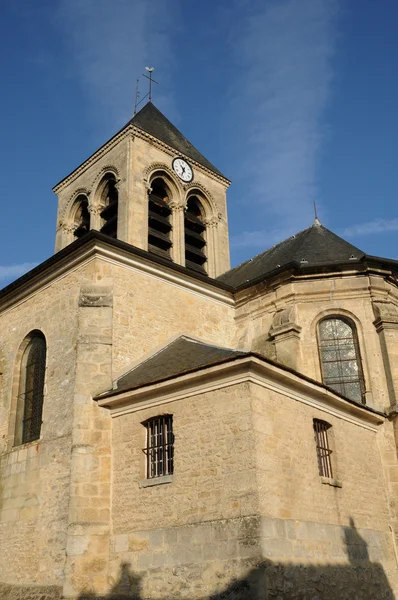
[231,227,294,250]
[343,218,398,237]
[227,0,339,231]
[57,0,179,133]
[0,263,37,282]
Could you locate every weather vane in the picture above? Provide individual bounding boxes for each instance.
[134,67,159,114]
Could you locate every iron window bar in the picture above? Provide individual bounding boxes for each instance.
[143,415,174,479]
[313,419,333,479]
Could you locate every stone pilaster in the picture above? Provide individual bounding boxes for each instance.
[63,283,113,598]
[170,202,185,265]
[204,216,221,278]
[269,306,302,370]
[373,301,398,409]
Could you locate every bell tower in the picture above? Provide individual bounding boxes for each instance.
[53,102,231,277]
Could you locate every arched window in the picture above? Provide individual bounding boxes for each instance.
[148,178,172,258]
[15,332,47,445]
[318,317,365,403]
[100,175,118,238]
[184,196,207,274]
[72,195,90,239]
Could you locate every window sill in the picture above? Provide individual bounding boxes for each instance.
[321,476,342,488]
[139,475,174,488]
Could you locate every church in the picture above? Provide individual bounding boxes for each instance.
[0,100,398,600]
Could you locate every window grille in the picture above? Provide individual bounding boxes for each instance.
[313,419,333,478]
[143,415,174,479]
[19,334,46,444]
[318,317,365,403]
[184,197,207,274]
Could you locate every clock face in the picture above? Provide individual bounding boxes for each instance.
[172,158,193,182]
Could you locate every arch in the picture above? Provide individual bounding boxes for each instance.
[60,187,91,222]
[91,165,120,195]
[70,194,90,239]
[184,183,217,220]
[184,195,207,274]
[13,330,47,446]
[144,163,183,197]
[147,176,173,259]
[317,315,365,403]
[96,172,119,238]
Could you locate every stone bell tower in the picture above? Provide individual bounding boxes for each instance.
[53,102,231,278]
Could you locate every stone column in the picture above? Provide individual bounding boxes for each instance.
[88,205,103,232]
[269,306,302,370]
[170,201,186,266]
[63,283,113,598]
[204,217,220,278]
[373,301,398,409]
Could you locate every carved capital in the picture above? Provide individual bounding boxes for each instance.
[169,201,185,212]
[88,205,103,217]
[373,301,398,331]
[269,306,302,339]
[58,221,76,234]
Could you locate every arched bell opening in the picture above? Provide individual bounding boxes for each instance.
[148,177,172,259]
[184,196,207,274]
[72,195,90,239]
[99,175,119,238]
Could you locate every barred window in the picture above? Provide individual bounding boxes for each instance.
[318,317,365,403]
[143,415,174,479]
[313,419,333,478]
[15,332,47,445]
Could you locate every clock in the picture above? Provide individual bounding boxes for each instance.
[172,157,193,182]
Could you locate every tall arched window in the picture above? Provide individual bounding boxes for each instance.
[72,195,90,239]
[15,332,47,445]
[100,175,118,238]
[184,196,207,274]
[318,317,365,403]
[148,178,172,258]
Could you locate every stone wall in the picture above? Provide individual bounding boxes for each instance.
[106,377,398,598]
[94,259,235,380]
[234,273,395,411]
[0,265,87,589]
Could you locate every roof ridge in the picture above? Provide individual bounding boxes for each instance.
[219,224,314,278]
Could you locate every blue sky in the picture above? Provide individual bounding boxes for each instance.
[0,0,397,287]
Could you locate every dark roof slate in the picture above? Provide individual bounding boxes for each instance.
[110,336,247,393]
[130,103,226,179]
[218,222,366,288]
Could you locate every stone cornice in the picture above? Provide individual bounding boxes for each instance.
[53,127,134,194]
[53,122,230,195]
[131,126,231,186]
[96,355,384,430]
[0,234,235,316]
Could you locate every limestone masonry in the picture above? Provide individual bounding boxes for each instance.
[0,102,398,599]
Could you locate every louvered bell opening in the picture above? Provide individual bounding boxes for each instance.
[100,180,118,238]
[73,198,90,239]
[185,199,207,274]
[148,195,172,259]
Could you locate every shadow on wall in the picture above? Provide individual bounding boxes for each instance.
[78,518,396,600]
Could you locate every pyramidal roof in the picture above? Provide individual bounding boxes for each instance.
[129,102,226,179]
[218,221,367,288]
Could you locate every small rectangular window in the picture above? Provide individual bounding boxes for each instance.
[143,415,174,479]
[313,419,333,478]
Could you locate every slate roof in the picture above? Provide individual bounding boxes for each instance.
[130,103,227,179]
[218,221,367,288]
[108,336,247,394]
